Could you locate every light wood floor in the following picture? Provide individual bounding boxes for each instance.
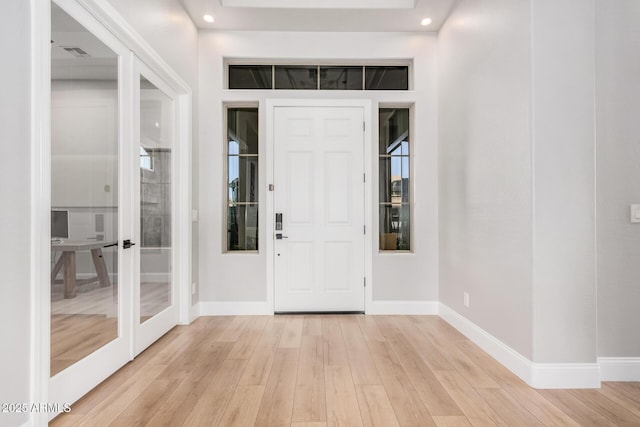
[50,315,640,427]
[50,281,169,375]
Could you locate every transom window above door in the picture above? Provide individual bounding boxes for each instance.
[227,64,410,90]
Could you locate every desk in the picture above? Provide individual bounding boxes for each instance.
[51,240,115,299]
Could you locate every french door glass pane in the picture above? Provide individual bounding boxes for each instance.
[140,76,173,324]
[50,3,119,376]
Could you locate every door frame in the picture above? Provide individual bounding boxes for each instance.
[30,0,193,423]
[265,99,374,313]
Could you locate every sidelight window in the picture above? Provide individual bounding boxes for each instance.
[379,107,411,251]
[226,107,259,251]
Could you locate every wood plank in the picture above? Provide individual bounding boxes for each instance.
[143,343,234,427]
[355,384,400,427]
[77,364,167,426]
[366,340,435,427]
[535,390,617,427]
[181,359,248,426]
[108,379,178,427]
[476,387,543,427]
[217,385,265,427]
[356,315,386,343]
[502,386,580,427]
[325,365,364,427]
[432,416,473,427]
[405,317,499,389]
[239,318,285,386]
[322,316,349,367]
[566,389,640,426]
[279,316,304,348]
[340,316,381,385]
[303,316,323,337]
[254,348,299,427]
[375,316,462,417]
[291,423,328,427]
[392,316,455,372]
[456,341,528,388]
[216,316,251,342]
[433,370,508,426]
[600,382,640,419]
[227,316,269,360]
[292,336,326,423]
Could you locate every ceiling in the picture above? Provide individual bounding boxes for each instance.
[180,0,458,32]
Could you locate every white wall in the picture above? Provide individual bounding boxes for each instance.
[438,0,534,358]
[198,31,439,306]
[0,1,31,426]
[596,0,640,357]
[106,0,201,304]
[440,0,598,367]
[531,0,597,364]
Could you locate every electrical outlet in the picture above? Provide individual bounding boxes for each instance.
[463,292,470,308]
[191,282,196,294]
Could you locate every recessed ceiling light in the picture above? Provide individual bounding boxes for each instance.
[203,14,215,23]
[421,18,432,26]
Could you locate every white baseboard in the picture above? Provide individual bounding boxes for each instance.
[198,301,273,316]
[439,303,601,389]
[599,357,640,381]
[366,300,439,315]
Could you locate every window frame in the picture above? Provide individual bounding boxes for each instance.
[377,103,414,253]
[225,59,413,91]
[224,104,260,253]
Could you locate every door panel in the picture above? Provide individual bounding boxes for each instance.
[49,0,131,410]
[274,106,365,312]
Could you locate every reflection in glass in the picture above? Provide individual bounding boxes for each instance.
[228,109,258,154]
[379,205,410,250]
[275,66,318,89]
[379,108,411,251]
[140,76,173,324]
[50,3,118,376]
[366,66,409,90]
[228,65,272,89]
[228,204,259,251]
[320,66,363,90]
[228,156,258,203]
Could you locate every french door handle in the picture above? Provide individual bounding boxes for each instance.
[103,242,118,248]
[275,234,288,240]
[123,239,136,249]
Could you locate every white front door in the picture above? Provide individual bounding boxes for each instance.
[274,106,365,312]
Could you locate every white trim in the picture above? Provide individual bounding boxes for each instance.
[599,357,640,381]
[198,301,274,316]
[31,1,52,425]
[190,301,200,322]
[439,304,601,389]
[366,300,438,315]
[530,363,601,389]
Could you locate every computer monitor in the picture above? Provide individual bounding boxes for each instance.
[51,210,69,240]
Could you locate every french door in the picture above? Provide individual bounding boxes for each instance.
[49,0,179,412]
[273,105,366,312]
